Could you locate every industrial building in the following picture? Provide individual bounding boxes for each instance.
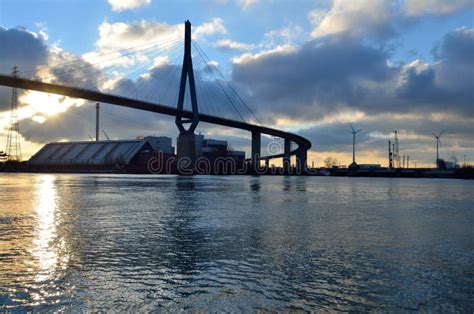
[194,135,245,162]
[28,136,174,173]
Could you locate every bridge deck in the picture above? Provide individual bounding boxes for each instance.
[0,74,311,160]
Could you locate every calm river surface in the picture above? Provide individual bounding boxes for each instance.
[0,174,473,311]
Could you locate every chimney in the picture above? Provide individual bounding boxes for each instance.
[96,103,100,141]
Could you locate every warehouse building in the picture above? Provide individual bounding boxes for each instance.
[28,136,174,173]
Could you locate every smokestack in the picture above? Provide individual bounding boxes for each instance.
[96,103,100,141]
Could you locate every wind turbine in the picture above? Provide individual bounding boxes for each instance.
[350,124,362,167]
[432,130,444,167]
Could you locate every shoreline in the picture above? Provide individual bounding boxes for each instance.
[1,167,473,179]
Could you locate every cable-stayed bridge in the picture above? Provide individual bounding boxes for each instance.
[0,20,311,172]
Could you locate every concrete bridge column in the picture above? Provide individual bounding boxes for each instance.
[177,130,196,161]
[283,138,291,174]
[296,149,308,174]
[251,131,261,170]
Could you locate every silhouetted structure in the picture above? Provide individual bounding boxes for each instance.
[433,130,445,168]
[349,124,362,168]
[176,20,200,163]
[5,66,21,162]
[28,137,174,173]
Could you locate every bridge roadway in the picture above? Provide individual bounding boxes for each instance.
[0,74,311,163]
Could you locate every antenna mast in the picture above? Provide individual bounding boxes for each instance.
[5,66,22,162]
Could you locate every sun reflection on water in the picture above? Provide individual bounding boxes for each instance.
[30,175,69,302]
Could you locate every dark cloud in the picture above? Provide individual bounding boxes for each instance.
[232,38,394,119]
[0,27,48,111]
[0,27,48,73]
[232,28,474,120]
[435,27,474,63]
[396,63,441,102]
[396,28,474,114]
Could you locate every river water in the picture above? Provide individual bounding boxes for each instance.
[0,174,473,311]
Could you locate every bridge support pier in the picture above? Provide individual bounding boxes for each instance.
[283,138,291,174]
[251,131,260,171]
[177,130,196,162]
[296,149,308,174]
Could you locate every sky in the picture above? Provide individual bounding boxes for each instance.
[0,0,473,167]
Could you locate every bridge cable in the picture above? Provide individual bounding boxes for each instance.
[11,34,183,79]
[73,38,183,98]
[192,41,252,123]
[192,41,262,125]
[110,40,184,101]
[38,36,183,83]
[191,42,247,123]
[143,45,184,104]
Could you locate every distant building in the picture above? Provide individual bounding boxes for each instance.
[227,151,246,164]
[202,139,228,157]
[193,136,245,161]
[195,133,204,157]
[358,164,382,170]
[444,161,459,169]
[176,131,246,164]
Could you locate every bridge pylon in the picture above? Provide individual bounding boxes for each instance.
[176,20,199,162]
[283,138,291,174]
[251,131,261,171]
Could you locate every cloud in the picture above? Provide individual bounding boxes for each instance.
[231,44,296,64]
[82,19,180,70]
[396,28,474,113]
[231,38,393,118]
[237,0,258,9]
[403,0,474,16]
[0,26,111,143]
[0,27,49,112]
[91,17,226,57]
[215,39,253,51]
[95,20,181,52]
[193,18,227,40]
[263,23,305,47]
[310,0,393,38]
[107,0,151,12]
[0,27,48,75]
[82,18,227,71]
[231,27,474,121]
[308,10,326,28]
